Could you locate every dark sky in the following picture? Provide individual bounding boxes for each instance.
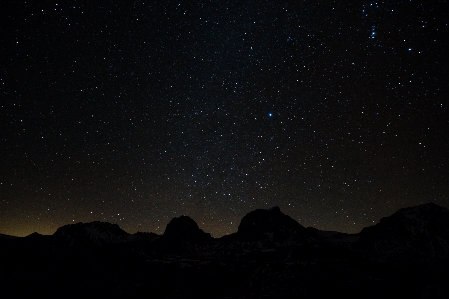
[1,0,448,237]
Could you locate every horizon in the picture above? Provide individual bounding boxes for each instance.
[2,201,445,238]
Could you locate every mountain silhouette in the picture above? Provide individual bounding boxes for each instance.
[236,206,310,244]
[357,203,449,263]
[163,215,212,243]
[0,203,448,299]
[360,202,449,238]
[54,221,132,246]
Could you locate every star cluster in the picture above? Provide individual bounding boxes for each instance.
[1,1,448,237]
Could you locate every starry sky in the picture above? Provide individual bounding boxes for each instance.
[1,0,448,237]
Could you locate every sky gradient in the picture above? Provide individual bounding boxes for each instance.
[1,0,448,237]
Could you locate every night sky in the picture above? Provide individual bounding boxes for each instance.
[1,1,448,237]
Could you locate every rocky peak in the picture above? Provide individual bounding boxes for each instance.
[236,206,308,243]
[356,203,449,263]
[360,202,449,239]
[163,216,211,243]
[53,221,131,246]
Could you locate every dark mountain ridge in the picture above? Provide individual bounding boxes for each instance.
[163,215,212,243]
[54,220,132,246]
[236,206,310,243]
[356,202,449,264]
[1,203,448,299]
[359,202,449,239]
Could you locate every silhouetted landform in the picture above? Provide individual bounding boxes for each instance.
[236,206,310,244]
[1,203,448,298]
[163,215,212,243]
